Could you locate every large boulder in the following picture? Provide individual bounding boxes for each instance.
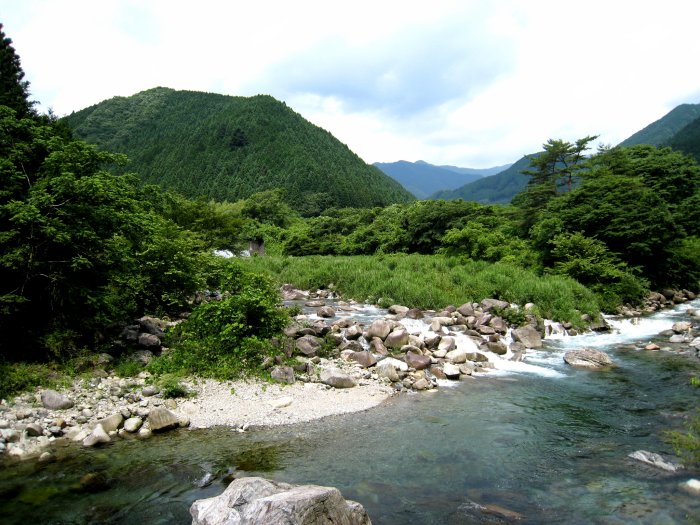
[672,321,692,334]
[271,366,296,384]
[40,390,74,410]
[83,423,110,447]
[320,368,356,388]
[405,351,431,370]
[317,306,336,318]
[375,362,400,382]
[563,348,613,369]
[147,407,180,432]
[348,351,377,369]
[295,335,323,357]
[367,319,392,340]
[437,336,456,353]
[511,326,543,348]
[480,298,509,312]
[190,476,372,525]
[384,328,409,349]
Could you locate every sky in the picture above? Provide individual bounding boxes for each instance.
[2,0,700,168]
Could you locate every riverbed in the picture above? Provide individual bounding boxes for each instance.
[1,301,699,524]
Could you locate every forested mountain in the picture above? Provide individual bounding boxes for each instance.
[620,103,700,147]
[62,88,414,214]
[667,114,700,163]
[431,155,532,203]
[373,160,509,199]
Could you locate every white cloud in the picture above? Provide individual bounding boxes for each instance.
[2,0,699,167]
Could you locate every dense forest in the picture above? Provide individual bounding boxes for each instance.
[62,88,414,215]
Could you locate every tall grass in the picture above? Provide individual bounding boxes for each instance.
[241,254,600,325]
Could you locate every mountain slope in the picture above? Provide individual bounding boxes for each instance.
[432,155,532,204]
[666,114,700,163]
[620,103,700,147]
[438,163,511,176]
[62,87,414,213]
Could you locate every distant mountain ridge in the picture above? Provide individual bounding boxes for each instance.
[373,160,510,199]
[62,87,414,214]
[431,155,532,203]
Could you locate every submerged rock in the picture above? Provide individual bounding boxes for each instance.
[628,450,683,472]
[190,476,372,525]
[563,349,613,369]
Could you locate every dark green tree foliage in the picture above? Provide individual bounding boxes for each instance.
[0,23,34,118]
[514,136,597,232]
[666,115,700,166]
[62,88,414,211]
[0,109,208,358]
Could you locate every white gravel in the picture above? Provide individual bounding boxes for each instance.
[179,377,394,429]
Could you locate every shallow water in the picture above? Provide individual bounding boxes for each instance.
[2,302,699,524]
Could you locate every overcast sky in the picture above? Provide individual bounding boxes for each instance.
[2,0,700,167]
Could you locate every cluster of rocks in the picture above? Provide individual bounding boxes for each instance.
[637,313,699,355]
[116,315,179,360]
[619,289,697,316]
[190,476,372,525]
[0,374,188,460]
[273,297,546,392]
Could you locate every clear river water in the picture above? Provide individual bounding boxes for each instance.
[1,300,699,524]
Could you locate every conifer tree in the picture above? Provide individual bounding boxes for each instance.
[0,22,34,117]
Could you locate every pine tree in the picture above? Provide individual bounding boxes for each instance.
[0,22,35,117]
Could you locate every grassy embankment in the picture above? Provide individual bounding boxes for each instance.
[241,254,601,325]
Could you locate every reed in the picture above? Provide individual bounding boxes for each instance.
[241,254,600,324]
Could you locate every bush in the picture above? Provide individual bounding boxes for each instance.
[149,263,289,379]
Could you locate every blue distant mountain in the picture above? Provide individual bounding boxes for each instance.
[373,160,511,199]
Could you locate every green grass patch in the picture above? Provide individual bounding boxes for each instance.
[0,361,72,400]
[241,254,601,326]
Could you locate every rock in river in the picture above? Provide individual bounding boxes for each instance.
[190,476,372,525]
[40,389,74,410]
[563,348,613,369]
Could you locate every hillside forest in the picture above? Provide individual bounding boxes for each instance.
[1,23,700,396]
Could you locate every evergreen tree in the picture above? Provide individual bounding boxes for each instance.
[0,23,34,118]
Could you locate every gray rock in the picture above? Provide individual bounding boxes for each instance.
[480,298,509,312]
[405,351,431,370]
[457,303,475,317]
[388,305,409,315]
[484,341,508,355]
[445,348,467,364]
[375,362,400,382]
[369,337,388,356]
[142,385,159,396]
[40,390,74,410]
[320,368,356,388]
[123,417,143,433]
[489,317,508,334]
[271,366,296,384]
[138,333,161,348]
[438,336,456,353]
[83,424,111,447]
[97,413,124,433]
[669,334,688,343]
[317,306,336,318]
[295,335,323,357]
[511,325,543,349]
[339,340,364,353]
[148,407,180,432]
[405,308,424,319]
[367,319,393,340]
[348,351,377,368]
[466,352,489,362]
[412,378,430,390]
[190,476,372,525]
[345,324,363,340]
[672,321,692,333]
[385,328,409,349]
[628,450,683,472]
[138,316,166,337]
[443,362,461,379]
[24,423,43,437]
[380,357,409,372]
[564,348,613,369]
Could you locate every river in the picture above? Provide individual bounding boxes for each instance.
[1,300,699,524]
